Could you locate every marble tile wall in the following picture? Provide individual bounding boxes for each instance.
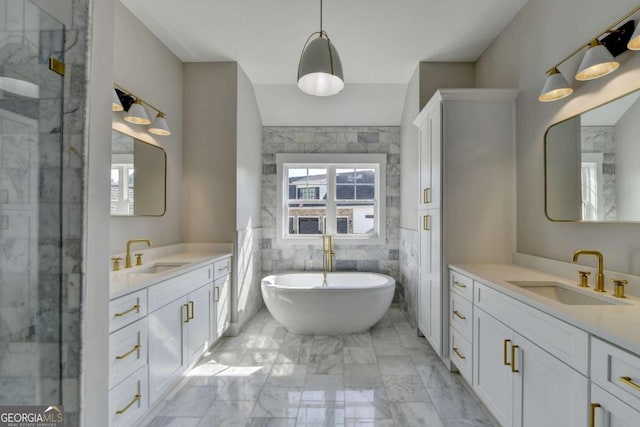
[581,126,616,220]
[0,1,89,425]
[399,228,419,327]
[261,127,402,297]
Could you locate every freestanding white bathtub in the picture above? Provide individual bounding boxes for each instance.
[260,272,395,335]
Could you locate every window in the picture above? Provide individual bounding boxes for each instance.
[110,163,134,215]
[277,153,386,243]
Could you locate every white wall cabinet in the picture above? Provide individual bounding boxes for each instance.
[414,89,517,358]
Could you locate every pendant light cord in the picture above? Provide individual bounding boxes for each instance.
[320,0,323,34]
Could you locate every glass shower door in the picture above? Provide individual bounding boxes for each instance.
[0,0,65,406]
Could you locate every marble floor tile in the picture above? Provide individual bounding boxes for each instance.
[311,336,344,355]
[297,401,346,425]
[382,375,430,402]
[303,374,345,402]
[148,307,495,427]
[377,356,418,376]
[197,400,254,426]
[159,386,217,418]
[145,416,201,427]
[344,364,383,388]
[216,374,268,401]
[308,354,344,374]
[251,386,302,418]
[275,346,311,365]
[344,347,377,364]
[388,402,445,427]
[247,417,298,427]
[267,364,308,387]
[428,387,488,421]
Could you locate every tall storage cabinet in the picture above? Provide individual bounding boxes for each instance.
[414,89,517,360]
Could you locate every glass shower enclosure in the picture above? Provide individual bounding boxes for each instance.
[0,0,65,406]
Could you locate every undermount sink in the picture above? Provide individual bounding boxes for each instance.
[506,280,616,305]
[130,262,189,275]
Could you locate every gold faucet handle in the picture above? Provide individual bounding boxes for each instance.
[612,279,628,298]
[135,253,143,266]
[111,257,122,271]
[577,270,591,287]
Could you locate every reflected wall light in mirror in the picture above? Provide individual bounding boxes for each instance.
[111,129,167,216]
[113,83,171,136]
[539,5,640,102]
[544,88,640,223]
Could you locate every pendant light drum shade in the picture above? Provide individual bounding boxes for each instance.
[575,40,619,81]
[298,33,344,96]
[539,68,573,102]
[148,113,171,136]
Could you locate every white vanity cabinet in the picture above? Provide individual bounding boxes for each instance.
[590,338,640,425]
[414,89,517,358]
[213,257,231,339]
[449,271,473,383]
[473,280,588,427]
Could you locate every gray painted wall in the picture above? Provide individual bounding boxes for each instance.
[476,0,640,274]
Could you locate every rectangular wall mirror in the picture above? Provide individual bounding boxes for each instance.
[545,88,640,222]
[111,129,166,216]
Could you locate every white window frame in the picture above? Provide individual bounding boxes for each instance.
[276,153,386,245]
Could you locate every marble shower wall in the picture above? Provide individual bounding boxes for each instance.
[399,228,418,327]
[261,127,401,296]
[581,126,616,220]
[235,227,263,332]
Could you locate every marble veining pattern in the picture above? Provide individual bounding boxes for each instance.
[141,307,495,426]
[399,228,418,327]
[261,127,402,302]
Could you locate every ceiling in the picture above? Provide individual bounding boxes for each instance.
[121,0,528,125]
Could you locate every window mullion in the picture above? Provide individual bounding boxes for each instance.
[326,165,336,235]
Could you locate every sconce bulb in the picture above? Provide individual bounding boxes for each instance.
[575,41,619,81]
[539,68,573,102]
[124,99,151,125]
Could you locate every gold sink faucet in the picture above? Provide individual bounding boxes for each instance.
[572,250,605,293]
[126,239,151,268]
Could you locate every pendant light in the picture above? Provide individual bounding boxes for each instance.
[112,88,124,111]
[539,68,573,102]
[148,113,171,136]
[575,39,619,81]
[628,24,640,50]
[124,99,151,125]
[297,0,344,96]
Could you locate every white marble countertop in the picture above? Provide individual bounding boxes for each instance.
[449,263,640,356]
[110,243,232,299]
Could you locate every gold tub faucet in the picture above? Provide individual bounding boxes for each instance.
[572,250,605,293]
[126,239,151,268]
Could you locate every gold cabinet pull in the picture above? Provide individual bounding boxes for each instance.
[115,344,141,360]
[423,187,430,204]
[215,286,220,302]
[114,304,140,318]
[183,303,190,323]
[503,339,511,366]
[188,301,195,320]
[453,310,466,320]
[453,281,467,289]
[423,215,430,231]
[116,394,141,415]
[217,265,229,272]
[511,344,519,373]
[452,347,466,360]
[619,376,640,391]
[590,403,601,427]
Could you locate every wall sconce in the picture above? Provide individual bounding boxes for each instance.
[539,5,640,102]
[112,83,171,136]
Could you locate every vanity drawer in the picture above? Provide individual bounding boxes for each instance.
[450,327,472,384]
[109,289,147,333]
[109,365,148,427]
[450,291,473,340]
[109,318,148,389]
[148,264,213,312]
[214,257,231,280]
[474,281,589,374]
[450,270,473,301]
[592,337,640,409]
